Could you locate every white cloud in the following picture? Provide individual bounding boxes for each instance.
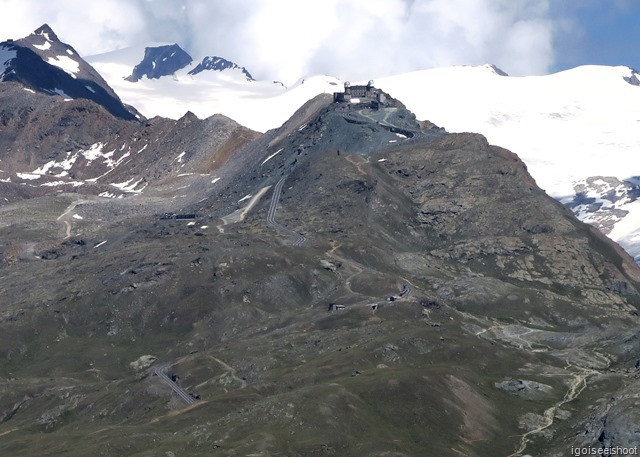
[0,0,558,82]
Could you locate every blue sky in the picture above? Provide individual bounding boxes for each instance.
[551,1,640,72]
[0,0,638,81]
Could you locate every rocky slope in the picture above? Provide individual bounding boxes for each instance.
[0,80,258,205]
[1,87,640,456]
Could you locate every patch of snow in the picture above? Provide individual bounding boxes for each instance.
[395,133,407,139]
[32,150,78,175]
[39,180,83,187]
[187,221,196,226]
[33,41,52,51]
[378,158,388,162]
[350,98,361,104]
[85,85,96,93]
[47,55,80,78]
[66,49,73,55]
[211,177,221,184]
[111,177,145,193]
[72,214,83,220]
[0,177,10,183]
[238,194,252,203]
[94,240,107,248]
[261,148,283,165]
[17,173,40,180]
[174,151,186,163]
[200,225,208,229]
[23,88,35,93]
[105,150,130,169]
[82,143,108,162]
[33,143,120,179]
[99,192,117,198]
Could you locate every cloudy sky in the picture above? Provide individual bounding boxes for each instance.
[0,0,638,83]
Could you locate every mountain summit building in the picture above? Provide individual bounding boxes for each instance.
[333,80,388,109]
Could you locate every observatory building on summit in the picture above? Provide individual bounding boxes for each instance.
[333,80,388,109]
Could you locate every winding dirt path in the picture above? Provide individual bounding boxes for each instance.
[211,356,247,389]
[57,202,78,239]
[193,355,247,390]
[507,367,591,457]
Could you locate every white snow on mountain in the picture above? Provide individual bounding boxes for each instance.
[46,55,80,77]
[86,50,640,262]
[33,41,51,51]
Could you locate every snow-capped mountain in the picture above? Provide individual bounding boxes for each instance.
[0,24,136,120]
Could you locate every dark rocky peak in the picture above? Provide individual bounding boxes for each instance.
[0,24,136,120]
[126,44,192,82]
[188,55,254,81]
[32,23,60,42]
[17,23,82,68]
[486,63,509,76]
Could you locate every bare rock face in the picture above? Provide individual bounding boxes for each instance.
[129,355,157,371]
[126,44,193,82]
[495,378,554,399]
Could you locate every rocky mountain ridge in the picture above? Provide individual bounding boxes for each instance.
[188,55,254,81]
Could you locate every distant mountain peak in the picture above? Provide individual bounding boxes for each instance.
[0,26,137,120]
[188,55,254,81]
[126,44,192,82]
